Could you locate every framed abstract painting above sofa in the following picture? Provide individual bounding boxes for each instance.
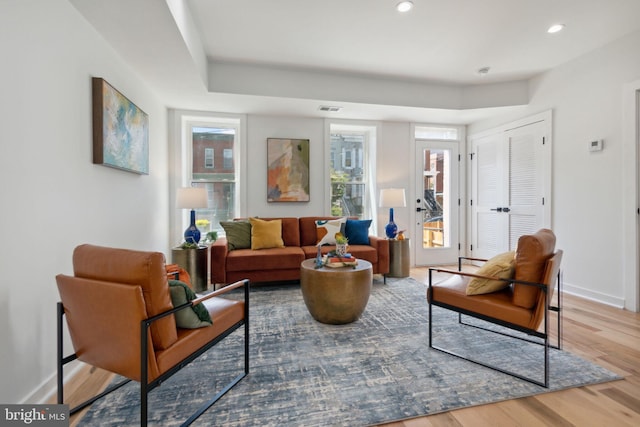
[267,138,310,202]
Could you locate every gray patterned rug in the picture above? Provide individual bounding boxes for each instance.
[79,277,621,426]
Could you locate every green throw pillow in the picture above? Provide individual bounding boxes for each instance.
[168,280,212,328]
[466,251,516,295]
[220,220,252,251]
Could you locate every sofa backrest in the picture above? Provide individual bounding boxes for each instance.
[72,244,178,350]
[299,216,346,246]
[252,217,300,247]
[512,229,556,308]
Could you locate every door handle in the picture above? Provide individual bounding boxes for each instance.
[502,207,511,213]
[490,207,503,212]
[490,207,510,213]
[416,207,424,212]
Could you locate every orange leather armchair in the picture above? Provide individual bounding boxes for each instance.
[427,229,562,387]
[56,244,249,426]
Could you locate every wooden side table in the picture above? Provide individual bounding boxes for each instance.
[171,247,208,293]
[388,239,410,278]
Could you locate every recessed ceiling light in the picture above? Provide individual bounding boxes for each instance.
[547,24,565,34]
[396,1,414,13]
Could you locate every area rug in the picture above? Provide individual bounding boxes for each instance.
[79,277,621,426]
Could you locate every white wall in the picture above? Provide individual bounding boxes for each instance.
[244,116,327,217]
[377,122,413,237]
[242,116,414,237]
[469,29,640,308]
[0,0,170,403]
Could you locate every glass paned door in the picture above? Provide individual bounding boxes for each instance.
[414,140,459,265]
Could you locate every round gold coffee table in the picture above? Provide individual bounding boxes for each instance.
[300,258,373,324]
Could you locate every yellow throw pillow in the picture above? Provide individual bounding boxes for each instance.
[249,217,285,250]
[466,251,516,295]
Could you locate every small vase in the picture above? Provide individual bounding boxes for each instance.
[336,243,348,257]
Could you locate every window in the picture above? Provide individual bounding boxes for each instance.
[329,124,376,220]
[191,125,238,237]
[223,148,233,169]
[415,126,459,140]
[204,148,214,169]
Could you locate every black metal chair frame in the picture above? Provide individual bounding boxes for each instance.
[428,257,562,388]
[57,279,250,426]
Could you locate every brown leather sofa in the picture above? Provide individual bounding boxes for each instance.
[56,244,249,426]
[210,216,389,285]
[427,229,563,387]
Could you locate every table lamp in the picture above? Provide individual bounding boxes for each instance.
[379,188,406,239]
[176,187,208,244]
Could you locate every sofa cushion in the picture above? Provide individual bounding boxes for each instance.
[168,280,212,328]
[239,217,300,246]
[466,251,515,295]
[250,217,285,250]
[429,274,533,329]
[345,219,372,245]
[220,220,251,251]
[315,217,347,246]
[513,229,556,308]
[226,247,305,272]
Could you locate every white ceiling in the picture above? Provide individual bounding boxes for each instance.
[71,0,640,124]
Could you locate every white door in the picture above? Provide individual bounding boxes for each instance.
[414,140,460,265]
[471,119,550,259]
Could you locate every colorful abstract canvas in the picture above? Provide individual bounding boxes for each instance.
[267,138,310,202]
[92,78,149,174]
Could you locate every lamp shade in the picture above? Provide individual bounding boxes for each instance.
[176,187,208,209]
[379,188,406,208]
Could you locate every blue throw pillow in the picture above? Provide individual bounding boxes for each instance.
[345,219,372,245]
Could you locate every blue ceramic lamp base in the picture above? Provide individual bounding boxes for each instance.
[385,208,398,239]
[184,209,201,244]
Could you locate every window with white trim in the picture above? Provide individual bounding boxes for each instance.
[329,124,376,220]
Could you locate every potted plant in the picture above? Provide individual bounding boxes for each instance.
[335,232,349,256]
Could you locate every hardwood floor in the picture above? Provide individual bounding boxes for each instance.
[55,267,640,426]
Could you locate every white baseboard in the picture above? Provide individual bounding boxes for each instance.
[22,359,84,404]
[563,281,625,309]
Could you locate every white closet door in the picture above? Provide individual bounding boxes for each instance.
[471,133,509,259]
[507,123,547,248]
[471,117,550,259]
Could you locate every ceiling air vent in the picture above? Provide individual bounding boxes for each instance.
[318,105,342,112]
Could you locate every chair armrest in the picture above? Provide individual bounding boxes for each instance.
[456,256,489,270]
[428,267,547,291]
[147,279,250,325]
[210,238,229,284]
[192,279,248,305]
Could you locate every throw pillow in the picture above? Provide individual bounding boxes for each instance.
[168,280,212,328]
[466,251,516,295]
[220,220,251,251]
[316,217,347,246]
[249,217,285,250]
[344,219,372,245]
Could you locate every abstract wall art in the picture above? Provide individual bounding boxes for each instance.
[267,138,310,202]
[92,77,149,174]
